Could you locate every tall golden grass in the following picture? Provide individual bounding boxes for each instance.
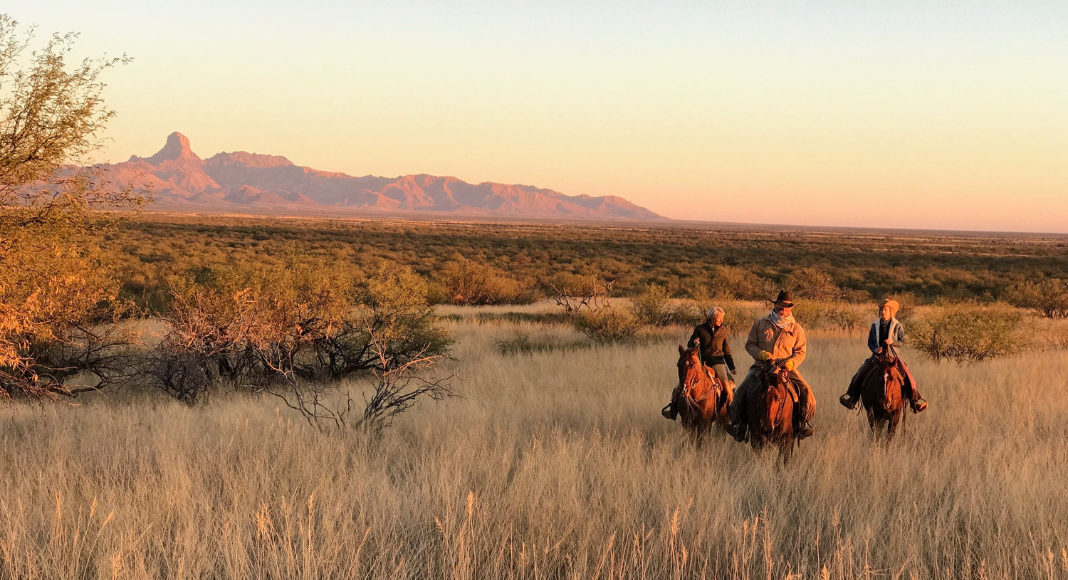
[0,310,1066,579]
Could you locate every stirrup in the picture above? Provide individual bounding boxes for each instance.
[725,421,746,442]
[661,404,677,420]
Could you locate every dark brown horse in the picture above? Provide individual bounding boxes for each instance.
[860,348,906,439]
[674,341,730,438]
[745,363,796,462]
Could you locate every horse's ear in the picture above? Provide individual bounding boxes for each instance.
[678,345,686,354]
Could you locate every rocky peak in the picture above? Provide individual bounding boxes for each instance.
[145,132,199,164]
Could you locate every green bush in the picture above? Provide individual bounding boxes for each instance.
[794,301,867,331]
[784,267,841,301]
[574,308,642,344]
[630,285,679,326]
[1006,279,1068,319]
[434,255,527,305]
[910,303,1025,362]
[705,266,773,301]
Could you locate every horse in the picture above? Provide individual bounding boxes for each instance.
[860,348,907,440]
[745,362,796,462]
[674,340,730,439]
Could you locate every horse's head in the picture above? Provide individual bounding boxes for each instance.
[755,366,790,435]
[677,341,703,392]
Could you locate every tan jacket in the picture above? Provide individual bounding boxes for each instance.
[745,315,807,369]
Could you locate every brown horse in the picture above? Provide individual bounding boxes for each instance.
[860,348,906,439]
[674,341,730,438]
[745,363,796,462]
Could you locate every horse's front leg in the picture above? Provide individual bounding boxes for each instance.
[887,409,902,440]
[779,434,794,464]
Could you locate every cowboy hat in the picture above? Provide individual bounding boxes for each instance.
[773,290,795,307]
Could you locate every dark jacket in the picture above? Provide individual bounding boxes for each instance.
[687,321,735,372]
[867,317,904,353]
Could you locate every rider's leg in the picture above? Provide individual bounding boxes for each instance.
[840,357,876,409]
[662,382,684,420]
[791,370,816,438]
[898,360,927,412]
[711,363,732,402]
[726,369,757,441]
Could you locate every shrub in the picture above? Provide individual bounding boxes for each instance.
[794,301,867,331]
[706,266,773,301]
[784,267,841,301]
[149,260,452,401]
[434,255,527,305]
[1006,279,1068,319]
[543,273,613,316]
[910,303,1025,362]
[630,285,679,326]
[574,308,641,344]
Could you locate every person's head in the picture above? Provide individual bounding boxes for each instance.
[772,290,795,317]
[707,306,725,326]
[878,298,900,321]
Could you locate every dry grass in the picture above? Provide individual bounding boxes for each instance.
[1,310,1067,579]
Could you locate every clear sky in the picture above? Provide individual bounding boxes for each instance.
[15,1,1068,232]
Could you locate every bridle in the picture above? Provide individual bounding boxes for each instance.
[679,352,703,399]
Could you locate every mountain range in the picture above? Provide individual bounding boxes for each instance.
[100,133,664,221]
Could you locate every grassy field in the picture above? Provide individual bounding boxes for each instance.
[1,307,1066,579]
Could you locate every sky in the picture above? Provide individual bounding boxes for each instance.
[14,1,1068,232]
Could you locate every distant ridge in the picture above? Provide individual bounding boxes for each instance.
[101,132,665,221]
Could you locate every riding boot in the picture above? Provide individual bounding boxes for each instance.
[725,419,747,442]
[793,402,814,439]
[841,357,874,409]
[910,398,928,413]
[661,401,678,420]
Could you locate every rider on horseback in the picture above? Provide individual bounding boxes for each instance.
[662,306,736,420]
[725,290,816,441]
[839,298,928,413]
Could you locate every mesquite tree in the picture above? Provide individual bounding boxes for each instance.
[0,15,145,398]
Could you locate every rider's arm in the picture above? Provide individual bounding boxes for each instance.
[786,325,807,368]
[867,323,879,353]
[745,321,763,360]
[894,323,905,346]
[686,327,700,349]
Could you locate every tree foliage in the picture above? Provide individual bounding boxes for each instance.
[0,15,143,398]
